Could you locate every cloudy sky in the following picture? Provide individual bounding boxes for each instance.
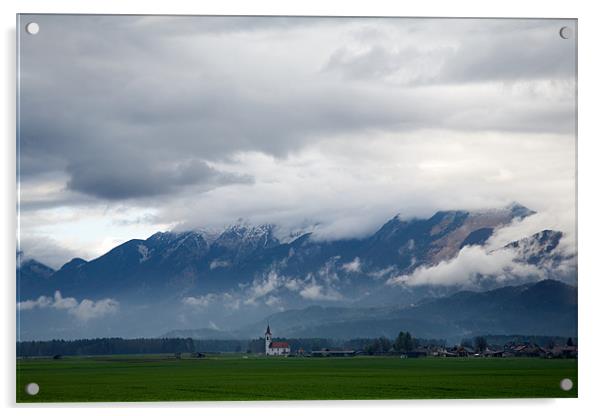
[18,15,576,268]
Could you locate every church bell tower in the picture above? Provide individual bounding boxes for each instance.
[265,324,272,355]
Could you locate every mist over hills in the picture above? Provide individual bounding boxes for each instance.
[164,279,577,343]
[17,203,577,341]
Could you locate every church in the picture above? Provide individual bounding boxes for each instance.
[264,325,290,356]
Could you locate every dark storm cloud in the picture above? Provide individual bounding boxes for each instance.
[18,15,576,206]
[66,156,252,200]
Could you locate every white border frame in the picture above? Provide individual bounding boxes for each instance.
[3,1,601,415]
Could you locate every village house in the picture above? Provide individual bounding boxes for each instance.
[547,345,578,359]
[482,348,504,358]
[511,343,547,357]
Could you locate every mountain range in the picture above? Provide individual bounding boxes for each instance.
[17,203,577,341]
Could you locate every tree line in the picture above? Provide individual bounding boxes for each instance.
[17,335,446,357]
[362,331,439,355]
[17,338,248,357]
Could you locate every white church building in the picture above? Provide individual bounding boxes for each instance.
[264,325,290,356]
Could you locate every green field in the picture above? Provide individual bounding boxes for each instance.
[17,354,577,402]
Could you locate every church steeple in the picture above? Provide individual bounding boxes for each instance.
[265,323,272,355]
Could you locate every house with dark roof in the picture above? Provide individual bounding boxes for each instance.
[507,342,546,357]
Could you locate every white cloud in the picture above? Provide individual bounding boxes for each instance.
[386,245,543,288]
[183,271,295,309]
[318,257,340,283]
[486,210,577,258]
[68,298,119,321]
[17,291,119,321]
[137,244,150,263]
[171,129,575,244]
[265,295,284,311]
[182,294,218,308]
[196,268,348,307]
[245,271,282,304]
[299,279,343,301]
[52,291,79,310]
[283,278,303,291]
[182,292,243,311]
[368,266,397,280]
[209,259,230,270]
[17,295,53,311]
[341,257,362,273]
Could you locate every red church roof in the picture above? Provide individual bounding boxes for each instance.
[269,341,290,348]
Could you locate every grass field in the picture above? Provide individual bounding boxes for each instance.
[16,354,577,402]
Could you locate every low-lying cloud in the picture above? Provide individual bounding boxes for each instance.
[299,279,343,301]
[18,291,119,321]
[386,245,542,288]
[386,216,577,289]
[341,257,362,273]
[182,293,218,308]
[182,266,345,312]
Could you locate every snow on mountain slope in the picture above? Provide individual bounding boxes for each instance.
[18,204,574,306]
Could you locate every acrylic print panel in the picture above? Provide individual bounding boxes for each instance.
[16,15,577,402]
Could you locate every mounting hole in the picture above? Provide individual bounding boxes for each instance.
[25,382,39,396]
[559,26,572,40]
[560,378,573,391]
[25,22,40,35]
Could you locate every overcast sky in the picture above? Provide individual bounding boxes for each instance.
[18,15,577,268]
